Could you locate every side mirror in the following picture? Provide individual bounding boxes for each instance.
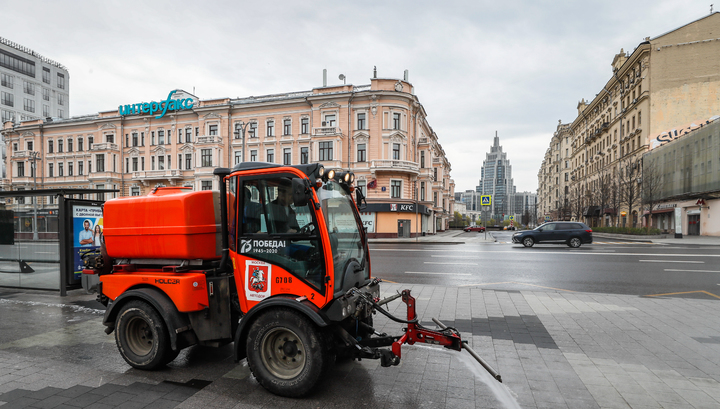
[292,178,312,207]
[355,188,367,210]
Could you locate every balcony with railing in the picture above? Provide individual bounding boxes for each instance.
[131,169,183,181]
[312,127,342,136]
[91,143,119,151]
[196,135,223,144]
[370,159,419,175]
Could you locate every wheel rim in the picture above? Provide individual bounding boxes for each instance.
[571,238,580,247]
[523,238,533,246]
[260,327,306,380]
[125,316,154,356]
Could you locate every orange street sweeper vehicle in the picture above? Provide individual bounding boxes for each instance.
[82,162,500,397]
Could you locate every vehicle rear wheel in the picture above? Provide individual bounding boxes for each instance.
[522,237,535,247]
[568,237,582,248]
[247,308,327,397]
[115,300,175,370]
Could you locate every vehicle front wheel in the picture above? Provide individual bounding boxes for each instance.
[568,237,582,248]
[247,308,328,397]
[522,237,535,247]
[115,300,175,370]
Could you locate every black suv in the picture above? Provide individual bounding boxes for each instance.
[512,222,593,248]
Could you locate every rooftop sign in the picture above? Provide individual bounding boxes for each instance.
[118,90,194,119]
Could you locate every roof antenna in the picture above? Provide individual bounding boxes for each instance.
[711,4,714,13]
[373,66,377,78]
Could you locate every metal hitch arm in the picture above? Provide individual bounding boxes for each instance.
[390,289,502,383]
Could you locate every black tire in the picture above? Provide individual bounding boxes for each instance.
[522,237,535,247]
[568,237,582,248]
[115,300,174,370]
[246,308,327,397]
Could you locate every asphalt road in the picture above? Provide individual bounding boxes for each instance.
[369,231,720,299]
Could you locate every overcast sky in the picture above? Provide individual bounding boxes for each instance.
[4,1,715,192]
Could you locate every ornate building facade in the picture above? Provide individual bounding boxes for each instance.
[537,12,720,233]
[1,76,455,237]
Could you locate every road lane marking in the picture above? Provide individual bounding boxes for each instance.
[645,290,720,299]
[457,281,576,292]
[423,262,478,265]
[371,249,720,257]
[404,272,471,275]
[640,260,704,264]
[664,269,720,273]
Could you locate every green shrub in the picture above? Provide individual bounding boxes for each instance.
[591,226,662,235]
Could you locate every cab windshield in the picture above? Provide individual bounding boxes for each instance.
[316,180,368,293]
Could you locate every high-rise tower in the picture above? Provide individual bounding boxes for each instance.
[476,132,516,221]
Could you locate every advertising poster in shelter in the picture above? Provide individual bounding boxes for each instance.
[72,205,104,279]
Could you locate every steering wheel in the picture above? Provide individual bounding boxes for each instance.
[298,223,315,235]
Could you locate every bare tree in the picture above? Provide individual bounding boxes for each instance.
[594,167,612,227]
[640,156,665,232]
[568,181,585,221]
[618,157,642,228]
[607,180,621,227]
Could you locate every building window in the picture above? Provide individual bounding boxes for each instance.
[67,138,73,152]
[131,187,140,196]
[250,150,257,161]
[178,154,182,169]
[48,140,53,153]
[300,147,308,164]
[158,130,165,145]
[301,117,309,134]
[158,155,165,170]
[283,148,291,165]
[390,180,401,198]
[420,182,425,201]
[357,143,366,162]
[57,73,65,89]
[42,68,50,84]
[267,120,274,137]
[78,161,83,175]
[140,157,144,171]
[58,94,65,106]
[1,91,13,107]
[185,128,192,143]
[42,87,49,101]
[235,151,242,165]
[23,98,35,112]
[201,149,212,167]
[1,73,13,88]
[78,138,83,151]
[324,114,336,127]
[58,109,63,118]
[132,132,138,146]
[68,162,73,176]
[17,162,25,177]
[151,156,155,170]
[132,157,138,171]
[201,181,212,191]
[434,192,438,207]
[283,119,291,135]
[209,124,218,136]
[48,163,54,177]
[393,113,401,130]
[392,143,400,160]
[266,149,274,163]
[420,151,425,168]
[319,141,333,161]
[23,80,34,95]
[357,113,366,130]
[177,129,182,144]
[43,104,49,117]
[249,122,257,138]
[96,154,105,172]
[58,139,63,153]
[151,131,155,145]
[185,153,192,170]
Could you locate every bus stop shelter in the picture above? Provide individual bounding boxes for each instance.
[0,188,118,295]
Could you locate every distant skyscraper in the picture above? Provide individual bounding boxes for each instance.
[476,133,516,220]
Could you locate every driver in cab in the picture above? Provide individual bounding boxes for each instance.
[270,179,300,234]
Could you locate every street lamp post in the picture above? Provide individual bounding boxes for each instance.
[29,151,40,240]
[233,121,253,165]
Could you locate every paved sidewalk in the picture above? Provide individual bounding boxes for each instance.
[1,285,720,408]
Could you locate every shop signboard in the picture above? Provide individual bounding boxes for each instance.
[359,212,375,233]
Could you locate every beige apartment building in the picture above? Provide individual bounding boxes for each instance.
[1,76,455,238]
[537,12,720,232]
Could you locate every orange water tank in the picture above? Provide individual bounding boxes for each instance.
[103,187,221,260]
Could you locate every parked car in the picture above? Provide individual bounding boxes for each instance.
[464,225,486,232]
[512,221,593,248]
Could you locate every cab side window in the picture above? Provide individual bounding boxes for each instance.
[238,177,325,292]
